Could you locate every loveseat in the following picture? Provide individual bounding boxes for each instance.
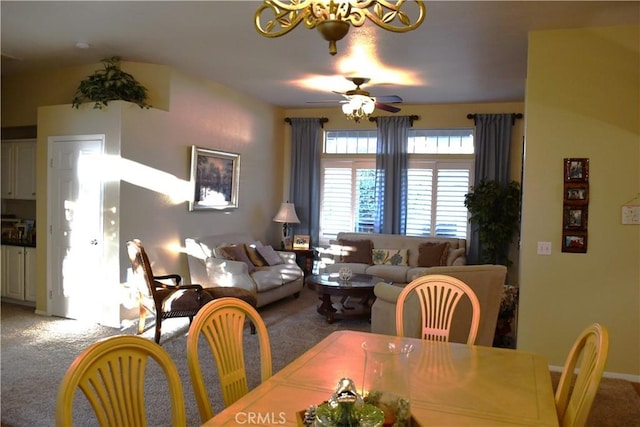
[322,232,467,285]
[185,233,304,307]
[371,264,507,346]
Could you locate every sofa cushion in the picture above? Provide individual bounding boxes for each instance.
[339,239,373,264]
[371,248,409,266]
[245,242,267,267]
[417,242,450,267]
[365,265,408,283]
[257,245,284,266]
[251,268,285,292]
[251,263,303,292]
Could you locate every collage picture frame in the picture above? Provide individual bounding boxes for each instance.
[562,158,589,253]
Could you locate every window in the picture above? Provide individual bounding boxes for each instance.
[319,129,474,244]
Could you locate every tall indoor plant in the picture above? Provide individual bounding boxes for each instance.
[464,180,521,265]
[72,56,150,109]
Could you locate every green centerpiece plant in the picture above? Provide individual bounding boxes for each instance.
[464,180,521,266]
[72,56,150,110]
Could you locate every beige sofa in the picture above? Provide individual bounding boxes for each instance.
[322,232,467,285]
[185,233,304,307]
[371,264,507,347]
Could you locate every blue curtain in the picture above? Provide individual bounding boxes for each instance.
[373,116,411,234]
[467,113,513,264]
[288,118,322,246]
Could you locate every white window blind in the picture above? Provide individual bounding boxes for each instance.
[319,130,474,245]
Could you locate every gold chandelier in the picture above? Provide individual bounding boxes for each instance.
[254,0,426,55]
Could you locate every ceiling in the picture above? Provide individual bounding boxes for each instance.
[1,1,639,109]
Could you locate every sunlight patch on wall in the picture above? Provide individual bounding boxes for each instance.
[104,156,192,205]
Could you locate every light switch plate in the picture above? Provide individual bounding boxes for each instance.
[537,241,552,255]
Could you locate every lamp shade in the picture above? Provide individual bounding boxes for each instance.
[273,202,300,224]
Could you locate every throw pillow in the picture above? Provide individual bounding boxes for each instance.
[446,247,466,265]
[339,239,373,264]
[417,242,450,267]
[371,248,409,266]
[244,242,266,267]
[256,245,284,266]
[220,245,256,273]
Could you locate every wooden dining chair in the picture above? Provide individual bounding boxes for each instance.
[555,323,609,427]
[127,239,212,344]
[55,335,186,427]
[187,297,272,422]
[396,274,481,344]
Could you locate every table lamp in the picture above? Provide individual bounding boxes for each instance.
[273,202,300,249]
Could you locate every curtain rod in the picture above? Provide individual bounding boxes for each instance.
[284,117,329,128]
[369,115,420,126]
[466,113,523,125]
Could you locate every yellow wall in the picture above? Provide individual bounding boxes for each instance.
[519,26,640,377]
[1,61,172,126]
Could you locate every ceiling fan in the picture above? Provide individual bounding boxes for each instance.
[309,77,403,121]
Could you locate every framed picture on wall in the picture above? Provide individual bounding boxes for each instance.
[189,146,240,211]
[564,158,589,182]
[562,231,588,253]
[564,183,589,204]
[563,206,588,229]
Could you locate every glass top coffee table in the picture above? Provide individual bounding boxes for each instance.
[305,273,387,324]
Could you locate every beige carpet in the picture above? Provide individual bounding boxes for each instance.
[2,288,639,426]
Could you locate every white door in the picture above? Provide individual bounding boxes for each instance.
[48,135,105,322]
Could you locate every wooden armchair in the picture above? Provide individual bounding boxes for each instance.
[126,239,212,344]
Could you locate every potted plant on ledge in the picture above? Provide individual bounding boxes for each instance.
[72,56,151,110]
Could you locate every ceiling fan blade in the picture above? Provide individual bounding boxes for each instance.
[306,100,343,104]
[374,95,403,104]
[376,102,402,113]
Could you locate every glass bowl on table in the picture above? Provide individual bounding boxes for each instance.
[361,341,414,426]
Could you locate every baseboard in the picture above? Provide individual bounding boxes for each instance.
[34,309,48,316]
[549,364,640,383]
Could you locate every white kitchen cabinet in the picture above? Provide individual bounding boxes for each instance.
[24,247,36,302]
[4,246,25,300]
[1,139,37,200]
[0,246,6,297]
[1,245,36,302]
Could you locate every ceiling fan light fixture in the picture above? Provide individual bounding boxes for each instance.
[342,94,375,123]
[255,0,426,55]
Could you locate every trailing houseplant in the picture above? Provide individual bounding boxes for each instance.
[72,56,150,110]
[464,180,521,265]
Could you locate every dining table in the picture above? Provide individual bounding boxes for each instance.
[202,330,559,426]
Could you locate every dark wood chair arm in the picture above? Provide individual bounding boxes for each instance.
[152,280,204,292]
[153,274,182,285]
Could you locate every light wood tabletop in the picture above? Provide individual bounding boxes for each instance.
[202,330,558,426]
